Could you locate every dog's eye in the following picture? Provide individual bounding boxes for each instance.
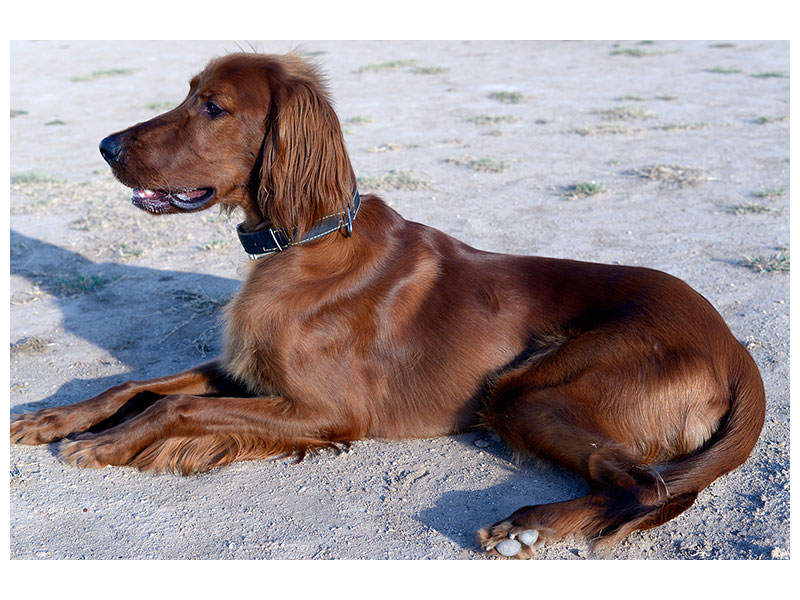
[204,101,225,118]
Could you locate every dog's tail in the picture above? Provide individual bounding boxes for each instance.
[600,345,766,542]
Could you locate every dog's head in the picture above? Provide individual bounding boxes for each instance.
[100,52,354,237]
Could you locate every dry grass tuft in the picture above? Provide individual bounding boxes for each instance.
[11,336,55,357]
[733,201,781,216]
[467,114,519,126]
[595,106,656,121]
[444,155,508,173]
[568,124,639,136]
[357,170,428,191]
[628,164,709,187]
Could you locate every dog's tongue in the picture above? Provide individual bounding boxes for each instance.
[133,189,164,200]
[173,189,208,201]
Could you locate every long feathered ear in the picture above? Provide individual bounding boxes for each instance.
[259,76,354,239]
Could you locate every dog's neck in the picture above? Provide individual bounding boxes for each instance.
[236,189,361,260]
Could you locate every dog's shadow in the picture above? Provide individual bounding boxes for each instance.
[10,229,241,414]
[415,436,589,552]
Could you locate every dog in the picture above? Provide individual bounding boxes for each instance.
[10,52,765,558]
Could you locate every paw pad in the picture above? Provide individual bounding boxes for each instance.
[518,529,539,546]
[496,539,522,556]
[481,528,542,558]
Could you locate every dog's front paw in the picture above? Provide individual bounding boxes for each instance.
[59,435,115,468]
[10,408,75,445]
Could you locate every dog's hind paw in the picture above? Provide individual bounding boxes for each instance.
[477,521,548,559]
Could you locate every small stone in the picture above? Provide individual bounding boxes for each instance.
[474,439,490,448]
[496,539,522,556]
[518,529,539,546]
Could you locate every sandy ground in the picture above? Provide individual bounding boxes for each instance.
[9,40,789,560]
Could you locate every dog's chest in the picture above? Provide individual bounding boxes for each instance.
[219,270,291,393]
[221,261,344,394]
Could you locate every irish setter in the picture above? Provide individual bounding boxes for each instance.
[11,52,765,558]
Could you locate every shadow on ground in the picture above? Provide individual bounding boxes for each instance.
[10,230,240,413]
[416,433,590,551]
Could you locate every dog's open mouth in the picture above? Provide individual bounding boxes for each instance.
[131,187,216,214]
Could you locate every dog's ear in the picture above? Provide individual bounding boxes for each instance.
[259,79,353,239]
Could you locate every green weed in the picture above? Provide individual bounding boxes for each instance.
[595,106,655,121]
[357,59,416,73]
[467,114,519,126]
[11,172,65,185]
[706,67,742,74]
[742,251,789,273]
[753,188,786,200]
[611,48,656,57]
[444,156,508,173]
[752,71,788,78]
[488,91,525,104]
[412,66,448,75]
[562,181,605,200]
[754,115,788,125]
[70,67,139,82]
[345,115,374,125]
[652,122,711,131]
[52,274,115,297]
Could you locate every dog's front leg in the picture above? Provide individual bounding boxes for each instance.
[58,394,351,474]
[10,360,232,444]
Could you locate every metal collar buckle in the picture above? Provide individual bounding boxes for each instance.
[341,203,354,237]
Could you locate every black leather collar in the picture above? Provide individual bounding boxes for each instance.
[237,190,361,260]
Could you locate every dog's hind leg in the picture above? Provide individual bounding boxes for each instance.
[478,383,681,559]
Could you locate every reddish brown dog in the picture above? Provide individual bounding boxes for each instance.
[10,53,765,558]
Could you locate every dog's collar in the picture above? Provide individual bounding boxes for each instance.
[237,190,361,260]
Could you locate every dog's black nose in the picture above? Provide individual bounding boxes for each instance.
[99,135,122,164]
